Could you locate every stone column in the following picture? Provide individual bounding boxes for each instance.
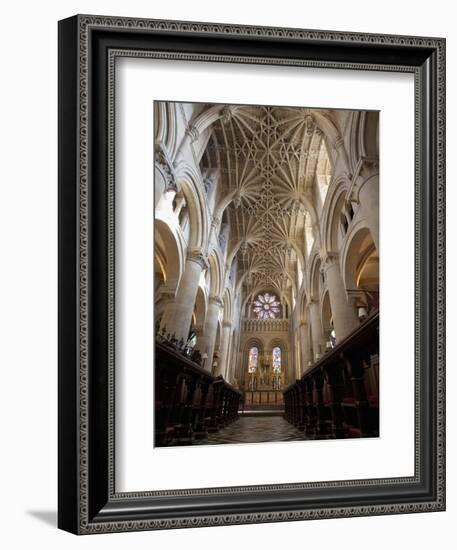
[299,321,312,373]
[227,330,235,381]
[357,173,379,252]
[159,251,208,342]
[322,253,360,342]
[292,328,300,379]
[199,295,224,372]
[218,321,232,379]
[308,299,325,362]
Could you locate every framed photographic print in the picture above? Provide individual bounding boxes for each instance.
[58,14,445,534]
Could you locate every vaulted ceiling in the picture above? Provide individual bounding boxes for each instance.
[200,105,332,301]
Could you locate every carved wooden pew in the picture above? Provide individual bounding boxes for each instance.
[155,342,241,446]
[283,311,379,439]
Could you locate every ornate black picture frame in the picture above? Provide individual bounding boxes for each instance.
[58,14,445,534]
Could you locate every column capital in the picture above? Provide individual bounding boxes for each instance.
[221,106,233,124]
[304,112,316,135]
[334,135,345,152]
[346,157,379,203]
[209,295,224,308]
[203,173,216,195]
[185,124,199,143]
[187,250,209,270]
[354,156,379,183]
[211,216,221,230]
[321,251,339,273]
[155,148,177,192]
[306,295,318,307]
[225,263,231,273]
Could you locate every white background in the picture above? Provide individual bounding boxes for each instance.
[0,1,454,549]
[116,59,415,491]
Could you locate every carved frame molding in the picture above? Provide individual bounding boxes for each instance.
[58,14,445,534]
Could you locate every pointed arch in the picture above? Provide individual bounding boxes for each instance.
[154,217,184,292]
[222,287,233,324]
[193,285,207,332]
[321,289,333,336]
[207,248,225,299]
[298,289,310,324]
[243,337,265,356]
[342,224,379,294]
[320,174,351,254]
[312,110,350,173]
[174,160,209,250]
[268,337,288,354]
[308,252,323,301]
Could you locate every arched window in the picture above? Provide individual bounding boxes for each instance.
[248,347,258,373]
[252,292,281,319]
[272,346,281,373]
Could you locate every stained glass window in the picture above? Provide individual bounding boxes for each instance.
[248,347,258,373]
[252,292,281,319]
[272,346,281,372]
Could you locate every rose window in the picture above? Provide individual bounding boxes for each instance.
[253,293,281,319]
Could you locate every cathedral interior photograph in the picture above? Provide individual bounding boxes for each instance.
[154,101,379,447]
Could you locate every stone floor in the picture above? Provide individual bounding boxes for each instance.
[193,415,305,445]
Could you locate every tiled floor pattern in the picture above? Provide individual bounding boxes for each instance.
[193,415,306,445]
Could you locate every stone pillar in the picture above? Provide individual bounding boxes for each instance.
[286,350,293,386]
[322,253,360,342]
[224,331,233,381]
[218,321,232,379]
[308,299,325,362]
[293,329,301,378]
[159,251,208,342]
[357,174,379,252]
[234,346,243,386]
[227,330,235,382]
[199,296,224,372]
[299,321,312,373]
